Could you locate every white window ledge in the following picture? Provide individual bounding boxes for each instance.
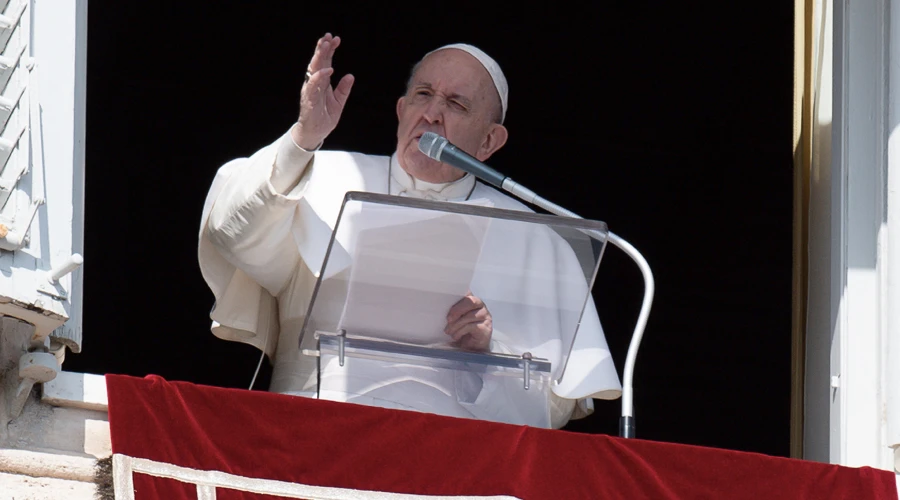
[41,371,107,412]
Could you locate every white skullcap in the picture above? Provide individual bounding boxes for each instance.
[425,43,508,123]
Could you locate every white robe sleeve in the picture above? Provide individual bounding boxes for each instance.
[205,130,314,297]
[198,129,315,355]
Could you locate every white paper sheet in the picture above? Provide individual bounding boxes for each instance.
[337,201,492,345]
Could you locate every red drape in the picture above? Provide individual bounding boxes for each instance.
[106,374,898,499]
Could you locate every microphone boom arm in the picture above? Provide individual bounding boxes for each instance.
[417,131,652,437]
[502,178,654,439]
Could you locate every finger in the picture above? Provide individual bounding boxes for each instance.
[308,33,333,72]
[320,35,341,74]
[304,67,334,92]
[300,69,334,114]
[447,295,483,324]
[450,324,491,351]
[445,307,489,337]
[448,322,490,343]
[332,73,355,107]
[312,34,340,73]
[449,322,481,342]
[459,334,490,351]
[309,40,330,73]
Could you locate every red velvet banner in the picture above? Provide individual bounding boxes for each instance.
[106,374,898,499]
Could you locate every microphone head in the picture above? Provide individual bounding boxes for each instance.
[417,132,448,161]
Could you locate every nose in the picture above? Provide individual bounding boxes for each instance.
[422,98,443,124]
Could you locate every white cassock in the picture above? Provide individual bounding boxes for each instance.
[199,128,622,428]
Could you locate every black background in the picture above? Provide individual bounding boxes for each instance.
[68,2,794,456]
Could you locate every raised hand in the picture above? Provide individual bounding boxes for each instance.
[445,292,493,351]
[292,33,355,150]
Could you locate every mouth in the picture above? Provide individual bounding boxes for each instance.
[408,131,442,159]
[412,129,441,142]
[410,134,426,151]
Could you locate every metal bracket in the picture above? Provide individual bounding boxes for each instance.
[522,352,533,390]
[337,329,346,367]
[36,281,66,300]
[312,329,348,366]
[315,329,551,393]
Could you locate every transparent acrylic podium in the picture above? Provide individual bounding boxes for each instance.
[299,192,608,428]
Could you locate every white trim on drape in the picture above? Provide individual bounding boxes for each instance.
[111,453,522,500]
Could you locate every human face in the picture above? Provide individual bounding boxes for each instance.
[396,49,507,184]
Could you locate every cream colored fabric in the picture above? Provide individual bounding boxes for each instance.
[389,154,476,200]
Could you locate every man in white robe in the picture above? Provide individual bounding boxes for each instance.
[199,34,621,428]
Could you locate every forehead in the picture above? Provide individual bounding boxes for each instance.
[411,49,493,99]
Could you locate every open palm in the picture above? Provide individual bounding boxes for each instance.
[293,33,354,150]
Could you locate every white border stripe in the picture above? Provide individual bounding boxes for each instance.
[112,454,135,500]
[196,483,217,500]
[114,454,520,500]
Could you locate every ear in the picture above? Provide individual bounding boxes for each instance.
[396,96,405,121]
[475,123,509,162]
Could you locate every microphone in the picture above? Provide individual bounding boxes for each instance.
[417,132,507,188]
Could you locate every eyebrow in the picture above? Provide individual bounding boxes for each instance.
[447,93,473,107]
[413,82,473,107]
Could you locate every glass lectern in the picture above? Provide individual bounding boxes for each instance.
[299,192,608,428]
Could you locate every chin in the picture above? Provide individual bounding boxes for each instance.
[401,151,437,181]
[407,164,441,183]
